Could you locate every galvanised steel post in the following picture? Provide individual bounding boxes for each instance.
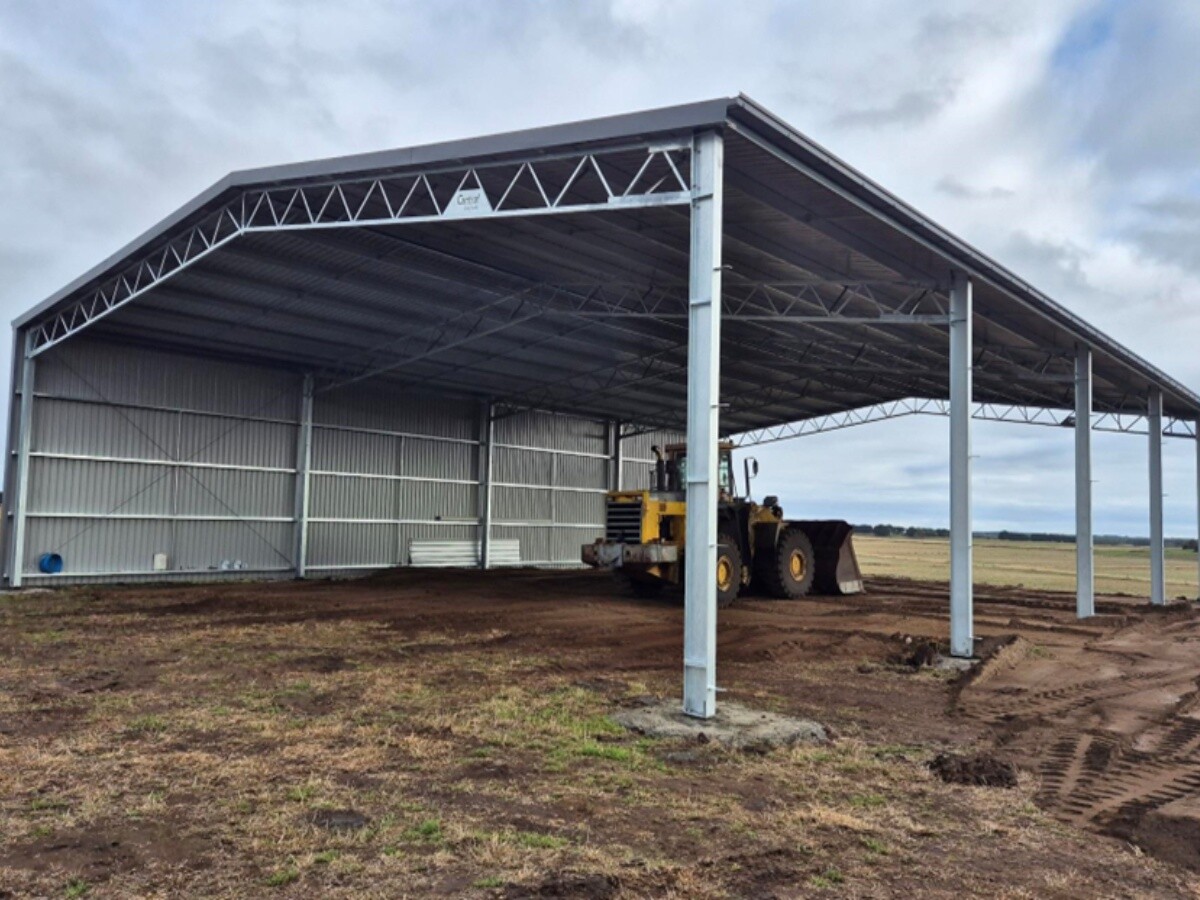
[1149,389,1165,605]
[683,129,724,719]
[609,421,622,491]
[9,331,36,588]
[1075,346,1095,618]
[477,401,494,569]
[949,273,974,657]
[292,373,314,578]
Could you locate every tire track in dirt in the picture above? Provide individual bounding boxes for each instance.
[959,610,1200,867]
[1049,718,1200,825]
[962,670,1193,722]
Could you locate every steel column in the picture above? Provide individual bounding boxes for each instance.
[1149,389,1166,605]
[478,401,494,569]
[1075,346,1095,618]
[1196,419,1200,600]
[292,373,314,578]
[682,129,724,719]
[9,332,36,588]
[949,274,974,657]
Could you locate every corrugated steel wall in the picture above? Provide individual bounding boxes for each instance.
[492,409,607,565]
[16,338,681,584]
[307,381,480,573]
[22,340,299,583]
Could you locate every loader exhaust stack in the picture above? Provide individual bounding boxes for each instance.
[651,445,667,493]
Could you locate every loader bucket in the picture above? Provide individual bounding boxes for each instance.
[794,520,864,595]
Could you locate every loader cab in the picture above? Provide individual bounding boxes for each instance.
[657,442,738,499]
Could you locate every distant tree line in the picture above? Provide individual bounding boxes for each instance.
[854,524,949,539]
[855,524,1199,552]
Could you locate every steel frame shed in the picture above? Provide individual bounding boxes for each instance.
[6,94,1200,717]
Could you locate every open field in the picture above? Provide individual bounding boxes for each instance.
[856,535,1199,598]
[3,570,1200,898]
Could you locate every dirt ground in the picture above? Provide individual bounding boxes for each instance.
[3,570,1200,898]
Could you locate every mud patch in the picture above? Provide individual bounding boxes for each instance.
[459,759,513,780]
[289,653,352,673]
[308,808,370,831]
[58,669,123,693]
[891,635,940,669]
[0,820,208,876]
[929,751,1018,788]
[505,871,618,899]
[1126,796,1200,871]
[702,847,809,896]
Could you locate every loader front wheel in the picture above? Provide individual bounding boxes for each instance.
[617,572,665,600]
[761,526,816,599]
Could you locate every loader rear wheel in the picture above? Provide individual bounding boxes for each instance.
[716,537,742,608]
[761,526,816,599]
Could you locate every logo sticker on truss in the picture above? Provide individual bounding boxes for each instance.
[443,186,493,219]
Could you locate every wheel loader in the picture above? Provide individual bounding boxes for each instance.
[581,442,863,606]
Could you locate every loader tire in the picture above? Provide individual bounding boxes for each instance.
[716,534,743,608]
[616,572,665,600]
[761,526,816,599]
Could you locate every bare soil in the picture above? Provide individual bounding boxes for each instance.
[1,569,1199,898]
[929,752,1018,789]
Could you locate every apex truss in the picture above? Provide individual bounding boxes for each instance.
[27,141,694,357]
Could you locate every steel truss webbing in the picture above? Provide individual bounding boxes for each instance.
[733,398,1199,446]
[28,141,694,356]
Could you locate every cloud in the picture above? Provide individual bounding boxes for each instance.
[831,84,958,129]
[1125,195,1200,276]
[1048,0,1200,180]
[1139,198,1200,220]
[1128,227,1200,276]
[934,177,1015,200]
[1001,232,1092,296]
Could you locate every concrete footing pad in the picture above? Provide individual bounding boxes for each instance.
[934,655,977,673]
[612,699,827,751]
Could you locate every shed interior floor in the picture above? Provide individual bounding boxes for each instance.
[2,570,1198,897]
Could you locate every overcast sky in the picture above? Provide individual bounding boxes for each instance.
[1,0,1198,536]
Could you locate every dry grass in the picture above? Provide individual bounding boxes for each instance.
[0,583,1195,898]
[856,535,1198,597]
